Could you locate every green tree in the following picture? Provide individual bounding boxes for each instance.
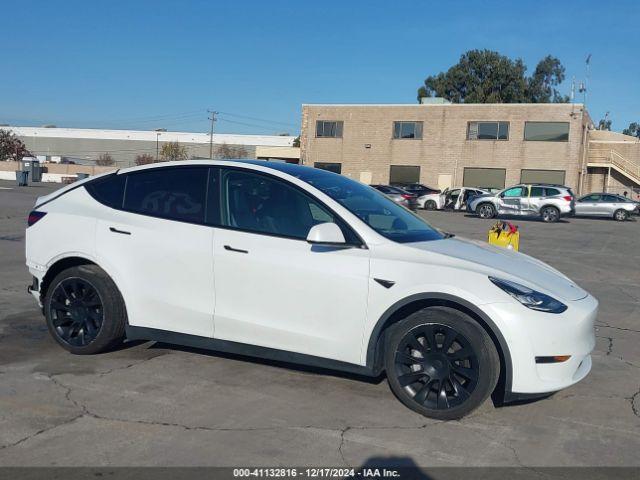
[292,135,300,148]
[160,141,189,161]
[417,50,569,104]
[598,118,612,131]
[0,129,31,161]
[622,122,640,138]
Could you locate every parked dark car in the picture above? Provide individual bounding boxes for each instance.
[371,185,419,210]
[392,182,441,197]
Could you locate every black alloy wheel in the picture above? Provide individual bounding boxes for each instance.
[425,200,437,210]
[384,307,499,420]
[50,278,104,347]
[393,324,478,410]
[44,265,126,354]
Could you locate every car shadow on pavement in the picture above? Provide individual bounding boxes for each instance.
[462,214,571,224]
[149,341,387,385]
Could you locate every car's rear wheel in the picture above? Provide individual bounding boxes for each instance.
[613,209,628,221]
[541,206,560,223]
[384,307,499,420]
[477,203,496,219]
[44,265,126,354]
[425,200,437,210]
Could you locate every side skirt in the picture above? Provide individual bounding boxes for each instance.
[125,326,379,378]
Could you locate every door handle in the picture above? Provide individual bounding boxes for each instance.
[109,227,131,235]
[224,245,248,254]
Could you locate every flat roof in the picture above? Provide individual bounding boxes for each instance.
[4,126,296,147]
[303,103,585,108]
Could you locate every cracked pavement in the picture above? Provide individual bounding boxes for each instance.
[0,181,639,467]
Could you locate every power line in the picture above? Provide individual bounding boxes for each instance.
[217,110,298,127]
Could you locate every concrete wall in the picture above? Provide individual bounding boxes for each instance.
[0,161,116,183]
[301,103,588,190]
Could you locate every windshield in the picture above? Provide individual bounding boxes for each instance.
[282,167,443,243]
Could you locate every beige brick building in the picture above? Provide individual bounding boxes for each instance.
[300,103,640,198]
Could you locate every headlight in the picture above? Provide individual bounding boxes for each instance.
[489,277,567,314]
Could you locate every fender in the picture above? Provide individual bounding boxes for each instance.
[365,292,513,401]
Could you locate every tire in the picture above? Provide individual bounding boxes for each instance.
[44,265,127,355]
[384,307,500,420]
[424,200,437,211]
[613,209,628,222]
[477,203,497,219]
[541,206,560,223]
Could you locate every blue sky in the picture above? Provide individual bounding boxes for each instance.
[1,0,638,134]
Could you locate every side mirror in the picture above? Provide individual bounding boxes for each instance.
[306,222,346,246]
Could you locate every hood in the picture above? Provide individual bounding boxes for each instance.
[406,237,588,302]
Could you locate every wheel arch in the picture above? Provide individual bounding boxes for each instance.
[365,293,513,403]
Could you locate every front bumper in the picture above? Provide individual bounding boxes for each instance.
[483,293,597,396]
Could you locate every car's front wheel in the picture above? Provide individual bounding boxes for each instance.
[384,307,499,420]
[613,209,628,222]
[44,265,127,355]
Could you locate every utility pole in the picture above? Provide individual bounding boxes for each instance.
[208,110,218,159]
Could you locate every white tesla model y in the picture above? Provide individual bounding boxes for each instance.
[25,161,597,419]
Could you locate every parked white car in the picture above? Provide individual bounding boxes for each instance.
[26,161,597,419]
[418,187,489,211]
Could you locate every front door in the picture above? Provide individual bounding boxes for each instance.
[96,166,215,338]
[212,168,370,364]
[499,186,527,215]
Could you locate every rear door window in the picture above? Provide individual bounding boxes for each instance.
[123,167,209,223]
[530,187,545,197]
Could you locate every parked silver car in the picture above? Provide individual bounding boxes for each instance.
[468,184,575,223]
[574,193,639,221]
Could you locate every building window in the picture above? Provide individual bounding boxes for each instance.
[462,167,506,190]
[316,121,343,138]
[467,121,509,140]
[389,165,420,184]
[524,122,569,142]
[314,162,342,174]
[520,169,566,185]
[393,121,423,140]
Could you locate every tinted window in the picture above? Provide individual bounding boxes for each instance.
[544,188,561,197]
[123,167,208,223]
[580,194,601,202]
[316,121,343,138]
[85,173,126,208]
[220,169,352,241]
[393,121,423,139]
[530,187,545,197]
[524,122,570,142]
[602,195,620,203]
[275,168,443,243]
[314,162,342,174]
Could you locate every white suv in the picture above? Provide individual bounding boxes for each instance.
[25,161,597,419]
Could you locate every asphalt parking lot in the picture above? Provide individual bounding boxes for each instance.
[0,179,638,467]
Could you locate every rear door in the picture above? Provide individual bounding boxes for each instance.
[95,166,216,337]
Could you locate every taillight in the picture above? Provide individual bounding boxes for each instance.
[401,194,413,200]
[563,196,572,202]
[27,211,47,227]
